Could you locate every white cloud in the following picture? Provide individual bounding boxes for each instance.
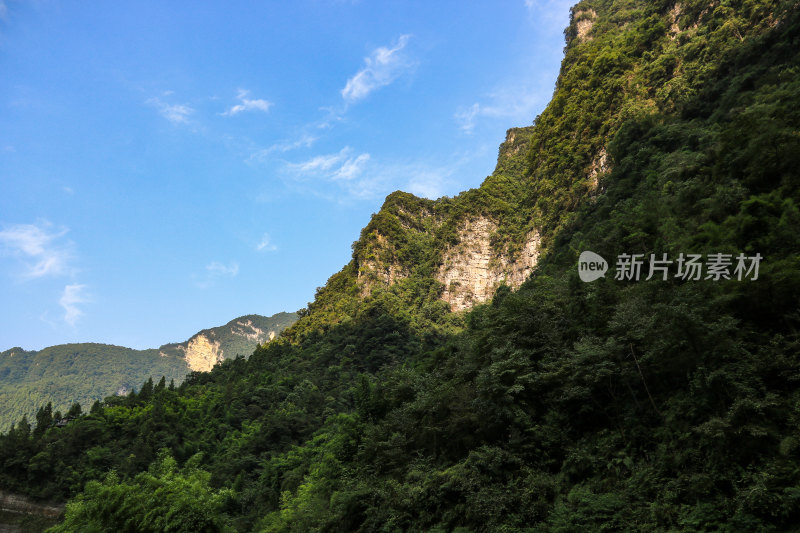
[282,147,380,201]
[455,103,481,134]
[221,89,272,116]
[0,221,72,279]
[282,147,467,202]
[293,151,345,173]
[147,96,194,124]
[206,261,239,277]
[454,0,569,135]
[247,134,318,164]
[455,85,550,135]
[256,233,278,252]
[288,147,371,182]
[341,34,413,102]
[59,284,87,327]
[333,153,370,181]
[196,260,239,289]
[406,169,451,199]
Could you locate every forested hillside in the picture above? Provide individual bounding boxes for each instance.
[2,0,799,530]
[0,313,296,433]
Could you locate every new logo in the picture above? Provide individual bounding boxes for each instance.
[578,251,608,282]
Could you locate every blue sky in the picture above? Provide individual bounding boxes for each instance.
[0,0,573,351]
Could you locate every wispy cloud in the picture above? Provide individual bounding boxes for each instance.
[195,261,239,289]
[247,134,317,164]
[334,153,370,180]
[0,221,72,279]
[288,147,371,182]
[0,1,7,22]
[256,233,278,252]
[455,103,482,134]
[221,89,272,116]
[341,34,414,102]
[283,147,464,202]
[281,147,380,201]
[454,0,569,135]
[455,84,550,134]
[405,167,453,199]
[206,261,239,276]
[147,96,194,124]
[60,284,87,327]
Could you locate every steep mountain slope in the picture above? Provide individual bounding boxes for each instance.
[288,0,790,343]
[2,1,799,531]
[0,312,297,432]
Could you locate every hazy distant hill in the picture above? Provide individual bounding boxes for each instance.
[0,312,297,431]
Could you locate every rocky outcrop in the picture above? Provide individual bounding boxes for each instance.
[437,217,540,311]
[179,335,223,372]
[589,147,610,192]
[574,9,597,42]
[345,126,542,314]
[156,314,295,371]
[230,318,266,341]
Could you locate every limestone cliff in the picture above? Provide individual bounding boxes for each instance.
[351,126,542,312]
[176,335,223,372]
[438,218,540,311]
[159,312,298,372]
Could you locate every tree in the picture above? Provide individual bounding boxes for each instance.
[47,450,234,533]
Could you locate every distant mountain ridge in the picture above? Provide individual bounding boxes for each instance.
[157,312,298,371]
[0,312,297,431]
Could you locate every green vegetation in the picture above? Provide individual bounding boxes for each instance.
[159,313,299,362]
[47,450,233,533]
[0,313,297,432]
[2,0,799,530]
[0,344,187,434]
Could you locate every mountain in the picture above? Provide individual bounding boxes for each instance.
[3,1,800,531]
[157,312,299,372]
[0,312,297,432]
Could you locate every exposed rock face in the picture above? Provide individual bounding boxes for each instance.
[437,217,541,311]
[230,318,265,341]
[669,3,682,37]
[350,128,541,313]
[180,334,223,372]
[156,314,292,372]
[589,147,610,192]
[574,9,597,41]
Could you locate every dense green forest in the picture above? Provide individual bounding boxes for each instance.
[2,0,799,530]
[0,313,297,433]
[0,344,187,436]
